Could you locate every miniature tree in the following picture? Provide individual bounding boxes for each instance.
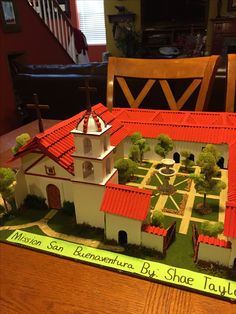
[115,158,138,184]
[129,144,140,163]
[12,133,30,154]
[200,221,224,237]
[190,145,226,213]
[155,133,173,159]
[202,144,221,163]
[180,150,194,173]
[129,132,150,164]
[131,132,142,144]
[0,168,15,212]
[151,210,164,227]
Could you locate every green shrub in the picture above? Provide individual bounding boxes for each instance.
[151,210,164,227]
[23,194,48,210]
[200,221,224,237]
[62,201,75,216]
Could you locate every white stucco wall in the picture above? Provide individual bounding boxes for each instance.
[141,231,164,252]
[25,175,73,207]
[73,153,115,183]
[17,155,73,207]
[198,243,231,267]
[73,126,111,158]
[105,213,142,245]
[26,155,72,179]
[73,182,106,228]
[123,137,229,167]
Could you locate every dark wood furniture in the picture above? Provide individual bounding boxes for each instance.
[211,18,236,54]
[107,56,221,112]
[142,24,206,57]
[226,54,236,112]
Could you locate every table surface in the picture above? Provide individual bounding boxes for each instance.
[0,120,235,313]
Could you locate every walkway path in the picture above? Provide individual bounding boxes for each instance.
[0,209,124,252]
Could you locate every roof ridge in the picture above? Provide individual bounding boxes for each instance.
[121,119,236,130]
[106,182,152,195]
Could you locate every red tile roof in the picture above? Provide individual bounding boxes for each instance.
[14,103,128,174]
[198,234,231,248]
[100,183,152,221]
[224,202,236,238]
[142,224,167,236]
[116,120,236,145]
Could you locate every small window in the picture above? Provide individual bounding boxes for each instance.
[106,158,111,175]
[104,136,107,151]
[83,137,92,154]
[76,0,106,45]
[82,161,94,179]
[45,166,56,176]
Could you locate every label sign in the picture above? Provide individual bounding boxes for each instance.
[6,230,236,300]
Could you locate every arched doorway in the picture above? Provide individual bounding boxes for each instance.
[46,184,61,209]
[233,258,236,269]
[217,157,224,169]
[189,154,194,161]
[118,230,127,245]
[173,152,180,163]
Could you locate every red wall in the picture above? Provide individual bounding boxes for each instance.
[0,0,73,135]
[88,45,107,62]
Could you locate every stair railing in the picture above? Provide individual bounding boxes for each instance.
[27,0,77,62]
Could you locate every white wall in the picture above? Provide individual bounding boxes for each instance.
[17,155,73,206]
[123,137,228,167]
[198,242,231,267]
[105,213,142,245]
[141,231,164,252]
[73,182,106,228]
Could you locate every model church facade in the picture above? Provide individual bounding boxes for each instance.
[14,103,236,267]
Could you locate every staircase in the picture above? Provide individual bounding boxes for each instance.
[27,0,77,63]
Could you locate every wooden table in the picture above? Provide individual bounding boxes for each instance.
[1,243,234,314]
[0,120,235,313]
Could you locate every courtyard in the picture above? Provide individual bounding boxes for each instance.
[127,160,228,238]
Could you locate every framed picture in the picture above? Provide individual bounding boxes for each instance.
[228,0,236,11]
[0,0,20,32]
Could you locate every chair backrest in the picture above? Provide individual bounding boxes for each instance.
[226,54,236,112]
[106,55,221,112]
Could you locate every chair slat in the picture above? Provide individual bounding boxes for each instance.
[159,80,178,110]
[226,54,236,112]
[107,55,221,112]
[176,79,201,110]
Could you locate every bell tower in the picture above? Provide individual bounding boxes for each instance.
[71,109,118,227]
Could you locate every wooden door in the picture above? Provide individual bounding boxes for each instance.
[46,184,61,209]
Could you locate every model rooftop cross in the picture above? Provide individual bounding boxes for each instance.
[26,93,50,132]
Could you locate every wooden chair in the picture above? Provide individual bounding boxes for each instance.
[226,54,236,112]
[106,55,221,112]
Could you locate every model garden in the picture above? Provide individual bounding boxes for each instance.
[0,131,233,280]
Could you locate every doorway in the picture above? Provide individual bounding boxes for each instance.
[118,230,127,245]
[46,184,61,209]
